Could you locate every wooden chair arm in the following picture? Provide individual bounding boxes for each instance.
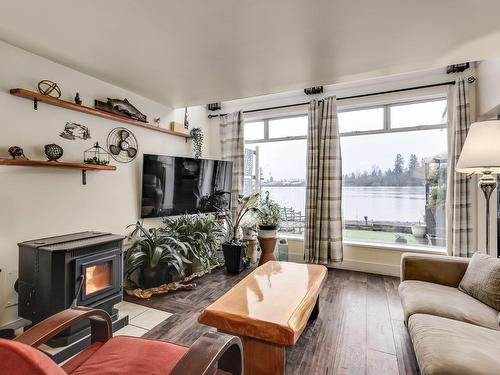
[170,331,243,375]
[14,307,112,347]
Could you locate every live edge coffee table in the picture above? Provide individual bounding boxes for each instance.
[198,261,327,375]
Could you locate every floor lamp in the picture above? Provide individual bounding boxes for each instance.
[456,120,500,255]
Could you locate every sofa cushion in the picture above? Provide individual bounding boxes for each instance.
[399,280,499,331]
[459,253,500,311]
[408,314,500,375]
[67,336,189,375]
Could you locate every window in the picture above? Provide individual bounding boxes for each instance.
[244,97,448,249]
[244,116,307,235]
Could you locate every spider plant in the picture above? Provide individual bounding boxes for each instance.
[124,222,191,287]
[161,214,225,272]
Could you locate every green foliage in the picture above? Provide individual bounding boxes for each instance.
[429,186,446,210]
[190,128,204,159]
[408,154,418,174]
[124,221,191,280]
[343,153,424,187]
[257,193,281,227]
[223,193,260,243]
[394,153,404,175]
[161,214,225,271]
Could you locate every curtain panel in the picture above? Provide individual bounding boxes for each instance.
[304,97,343,264]
[220,111,245,218]
[447,77,475,257]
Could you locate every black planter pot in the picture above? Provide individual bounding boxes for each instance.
[139,266,170,289]
[222,242,247,274]
[259,224,278,230]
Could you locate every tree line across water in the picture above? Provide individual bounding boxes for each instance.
[344,153,425,187]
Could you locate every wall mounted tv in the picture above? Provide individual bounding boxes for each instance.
[141,154,233,218]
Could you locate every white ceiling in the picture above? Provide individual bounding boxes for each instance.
[1,0,500,108]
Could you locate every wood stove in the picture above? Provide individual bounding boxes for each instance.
[17,231,126,347]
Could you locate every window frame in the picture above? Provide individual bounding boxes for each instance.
[243,96,449,252]
[244,96,448,143]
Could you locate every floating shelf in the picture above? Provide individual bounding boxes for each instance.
[0,158,116,185]
[10,88,192,140]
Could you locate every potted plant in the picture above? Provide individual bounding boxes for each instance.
[161,214,224,274]
[257,192,281,238]
[124,222,191,289]
[221,193,260,274]
[411,213,427,238]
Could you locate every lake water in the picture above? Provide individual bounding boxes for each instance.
[264,185,426,223]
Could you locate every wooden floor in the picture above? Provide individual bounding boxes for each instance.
[126,267,419,375]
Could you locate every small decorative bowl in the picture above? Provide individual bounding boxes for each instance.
[44,144,64,161]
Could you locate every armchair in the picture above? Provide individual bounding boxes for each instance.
[1,307,243,375]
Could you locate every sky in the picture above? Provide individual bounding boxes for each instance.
[244,99,448,180]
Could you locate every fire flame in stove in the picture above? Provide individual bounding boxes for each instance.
[86,262,112,295]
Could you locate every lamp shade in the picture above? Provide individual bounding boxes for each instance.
[456,120,500,174]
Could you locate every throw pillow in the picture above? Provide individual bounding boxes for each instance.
[459,252,500,311]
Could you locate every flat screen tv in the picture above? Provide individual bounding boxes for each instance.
[141,154,233,218]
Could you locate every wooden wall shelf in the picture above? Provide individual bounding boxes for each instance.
[0,158,116,185]
[10,88,192,140]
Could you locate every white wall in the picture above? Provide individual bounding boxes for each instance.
[0,41,216,325]
[477,58,500,119]
[476,58,500,257]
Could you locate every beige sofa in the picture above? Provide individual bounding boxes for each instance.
[399,253,500,375]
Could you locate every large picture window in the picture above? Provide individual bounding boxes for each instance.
[244,96,448,249]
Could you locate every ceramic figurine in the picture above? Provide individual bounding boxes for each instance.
[74,93,82,105]
[44,144,64,161]
[8,146,28,160]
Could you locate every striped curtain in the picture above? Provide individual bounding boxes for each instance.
[447,77,474,257]
[220,111,244,217]
[305,97,343,264]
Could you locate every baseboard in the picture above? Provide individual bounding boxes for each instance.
[328,259,400,277]
[286,252,400,277]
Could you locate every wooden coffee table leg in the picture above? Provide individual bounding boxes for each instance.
[241,335,285,375]
[309,297,320,320]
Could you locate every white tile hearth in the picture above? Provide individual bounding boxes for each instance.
[114,324,148,337]
[116,300,149,320]
[128,306,173,331]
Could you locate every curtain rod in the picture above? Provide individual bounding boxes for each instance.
[207,80,464,119]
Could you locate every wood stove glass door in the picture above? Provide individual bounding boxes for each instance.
[75,250,121,305]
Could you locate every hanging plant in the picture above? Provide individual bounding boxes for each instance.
[190,128,204,159]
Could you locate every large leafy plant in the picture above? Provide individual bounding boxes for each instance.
[257,192,281,227]
[223,193,260,243]
[124,222,191,280]
[161,214,224,271]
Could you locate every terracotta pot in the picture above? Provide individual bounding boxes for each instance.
[257,236,277,266]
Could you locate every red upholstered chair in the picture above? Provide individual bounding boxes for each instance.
[0,307,242,375]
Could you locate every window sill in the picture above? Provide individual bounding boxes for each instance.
[344,240,447,254]
[278,233,447,255]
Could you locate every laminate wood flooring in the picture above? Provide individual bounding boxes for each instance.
[125,267,419,375]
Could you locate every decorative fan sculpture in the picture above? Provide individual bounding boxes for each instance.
[107,127,139,163]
